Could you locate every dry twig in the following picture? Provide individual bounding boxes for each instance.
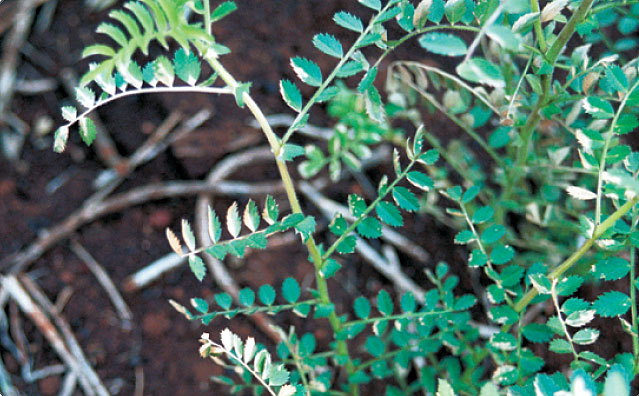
[58,371,78,396]
[0,0,37,120]
[70,241,133,329]
[18,275,111,396]
[1,275,97,395]
[2,179,284,273]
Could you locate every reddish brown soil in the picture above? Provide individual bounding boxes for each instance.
[1,1,638,396]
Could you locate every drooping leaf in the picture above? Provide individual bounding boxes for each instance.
[78,117,97,146]
[583,97,614,119]
[189,255,206,281]
[357,66,378,93]
[456,58,505,88]
[53,126,69,153]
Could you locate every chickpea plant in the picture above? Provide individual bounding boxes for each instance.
[55,0,639,395]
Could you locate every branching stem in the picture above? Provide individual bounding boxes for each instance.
[205,56,359,396]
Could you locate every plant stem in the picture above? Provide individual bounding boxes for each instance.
[498,0,595,224]
[322,158,418,260]
[63,86,232,130]
[206,56,359,396]
[550,280,579,361]
[530,0,547,53]
[280,0,395,145]
[630,201,639,373]
[514,195,639,313]
[594,79,639,226]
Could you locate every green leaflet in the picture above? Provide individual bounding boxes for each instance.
[279,79,302,112]
[312,33,343,58]
[333,11,363,32]
[290,57,323,87]
[174,48,200,85]
[392,187,419,212]
[78,117,97,146]
[419,32,467,56]
[188,255,206,281]
[282,278,301,303]
[210,1,237,23]
[376,201,403,227]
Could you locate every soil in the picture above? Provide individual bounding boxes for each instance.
[0,1,637,396]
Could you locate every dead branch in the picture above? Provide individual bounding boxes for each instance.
[122,253,184,292]
[19,275,111,396]
[0,0,37,120]
[2,179,283,273]
[1,275,96,395]
[14,78,57,95]
[69,241,133,329]
[58,371,78,396]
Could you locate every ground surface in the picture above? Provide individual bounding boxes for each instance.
[0,1,637,396]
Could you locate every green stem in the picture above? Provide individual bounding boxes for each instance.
[630,200,639,373]
[595,78,639,226]
[203,0,211,35]
[551,280,579,361]
[322,157,418,260]
[280,1,395,145]
[344,309,454,328]
[207,57,359,396]
[530,0,547,53]
[499,0,595,223]
[514,195,639,313]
